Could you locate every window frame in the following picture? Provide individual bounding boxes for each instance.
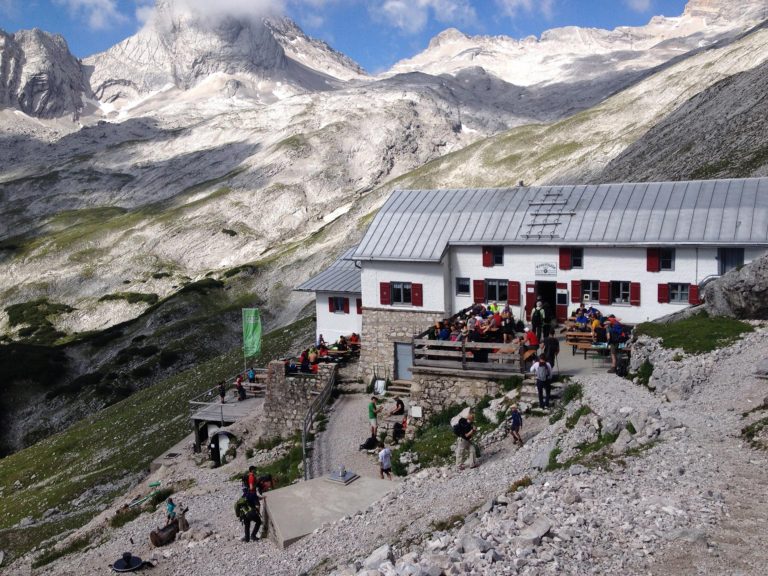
[610,280,631,305]
[669,283,690,303]
[660,248,675,271]
[571,247,584,269]
[331,296,346,313]
[391,281,412,306]
[455,277,471,296]
[485,279,508,303]
[581,280,600,302]
[491,246,504,266]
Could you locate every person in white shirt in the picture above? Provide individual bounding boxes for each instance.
[530,357,553,409]
[378,443,393,480]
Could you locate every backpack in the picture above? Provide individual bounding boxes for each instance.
[359,436,377,450]
[609,323,623,343]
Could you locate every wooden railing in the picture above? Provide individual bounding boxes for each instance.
[412,338,530,373]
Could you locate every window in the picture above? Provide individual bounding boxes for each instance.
[328,296,349,314]
[571,248,584,269]
[718,248,744,275]
[611,281,631,304]
[581,280,600,302]
[391,282,412,305]
[483,246,504,266]
[669,283,689,303]
[456,277,470,295]
[660,248,675,271]
[485,279,508,302]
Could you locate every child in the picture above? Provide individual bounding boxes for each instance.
[508,405,524,446]
[378,442,392,480]
[165,497,177,526]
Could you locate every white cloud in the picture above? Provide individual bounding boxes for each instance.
[495,0,555,19]
[625,0,652,12]
[53,0,128,29]
[375,0,477,34]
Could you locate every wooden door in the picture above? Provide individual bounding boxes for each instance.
[525,282,536,321]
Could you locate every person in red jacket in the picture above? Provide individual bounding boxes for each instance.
[523,327,539,350]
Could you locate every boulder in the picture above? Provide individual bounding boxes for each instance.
[516,518,552,547]
[531,439,558,470]
[704,253,768,318]
[756,359,768,379]
[364,544,394,570]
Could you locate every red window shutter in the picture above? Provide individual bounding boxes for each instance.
[473,280,485,304]
[507,281,521,305]
[598,282,610,305]
[379,282,391,305]
[647,248,660,273]
[343,298,350,313]
[328,297,335,312]
[559,247,572,270]
[629,282,641,306]
[689,284,700,305]
[658,283,670,303]
[571,280,581,303]
[356,298,362,314]
[482,247,493,267]
[411,283,423,307]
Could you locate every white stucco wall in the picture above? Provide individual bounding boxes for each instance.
[449,245,767,324]
[360,260,446,313]
[315,291,362,344]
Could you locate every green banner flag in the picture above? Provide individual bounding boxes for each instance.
[242,308,262,358]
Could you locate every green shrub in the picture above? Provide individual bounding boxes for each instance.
[508,476,533,493]
[634,312,753,354]
[430,514,464,531]
[500,375,523,392]
[245,448,254,459]
[177,278,224,296]
[149,488,174,508]
[565,405,593,429]
[625,421,637,435]
[109,506,143,528]
[255,436,282,450]
[221,229,238,237]
[159,349,181,368]
[630,360,654,388]
[560,383,583,405]
[152,272,171,279]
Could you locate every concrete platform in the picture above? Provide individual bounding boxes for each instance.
[150,432,195,472]
[265,475,395,548]
[191,396,261,422]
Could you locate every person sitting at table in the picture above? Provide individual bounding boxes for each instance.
[318,344,329,359]
[390,396,405,416]
[584,304,600,317]
[337,336,349,351]
[438,321,451,341]
[523,327,539,350]
[349,333,361,349]
[593,320,608,344]
[300,354,312,373]
[317,334,327,347]
[575,310,589,331]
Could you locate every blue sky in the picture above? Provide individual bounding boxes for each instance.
[0,0,690,72]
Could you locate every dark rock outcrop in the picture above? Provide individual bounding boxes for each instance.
[0,28,89,118]
[704,253,768,318]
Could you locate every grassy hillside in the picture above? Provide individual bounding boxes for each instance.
[0,315,315,564]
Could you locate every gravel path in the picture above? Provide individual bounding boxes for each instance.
[310,393,380,479]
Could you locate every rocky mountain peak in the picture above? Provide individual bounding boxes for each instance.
[427,28,468,48]
[0,27,89,118]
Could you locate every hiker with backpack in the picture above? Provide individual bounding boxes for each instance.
[507,405,524,446]
[530,356,553,409]
[234,488,261,542]
[454,412,478,470]
[531,300,547,341]
[606,315,625,374]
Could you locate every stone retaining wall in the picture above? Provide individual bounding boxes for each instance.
[410,367,502,419]
[360,307,445,382]
[263,361,336,438]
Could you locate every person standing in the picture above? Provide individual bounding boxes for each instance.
[165,497,177,526]
[218,380,226,404]
[378,442,393,480]
[530,356,553,409]
[542,327,560,367]
[507,405,524,446]
[368,397,381,438]
[454,413,478,469]
[531,300,546,341]
[234,489,261,542]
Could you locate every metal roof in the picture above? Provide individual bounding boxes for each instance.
[295,247,361,293]
[352,178,768,262]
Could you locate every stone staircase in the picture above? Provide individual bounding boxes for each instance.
[518,375,565,409]
[387,380,412,397]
